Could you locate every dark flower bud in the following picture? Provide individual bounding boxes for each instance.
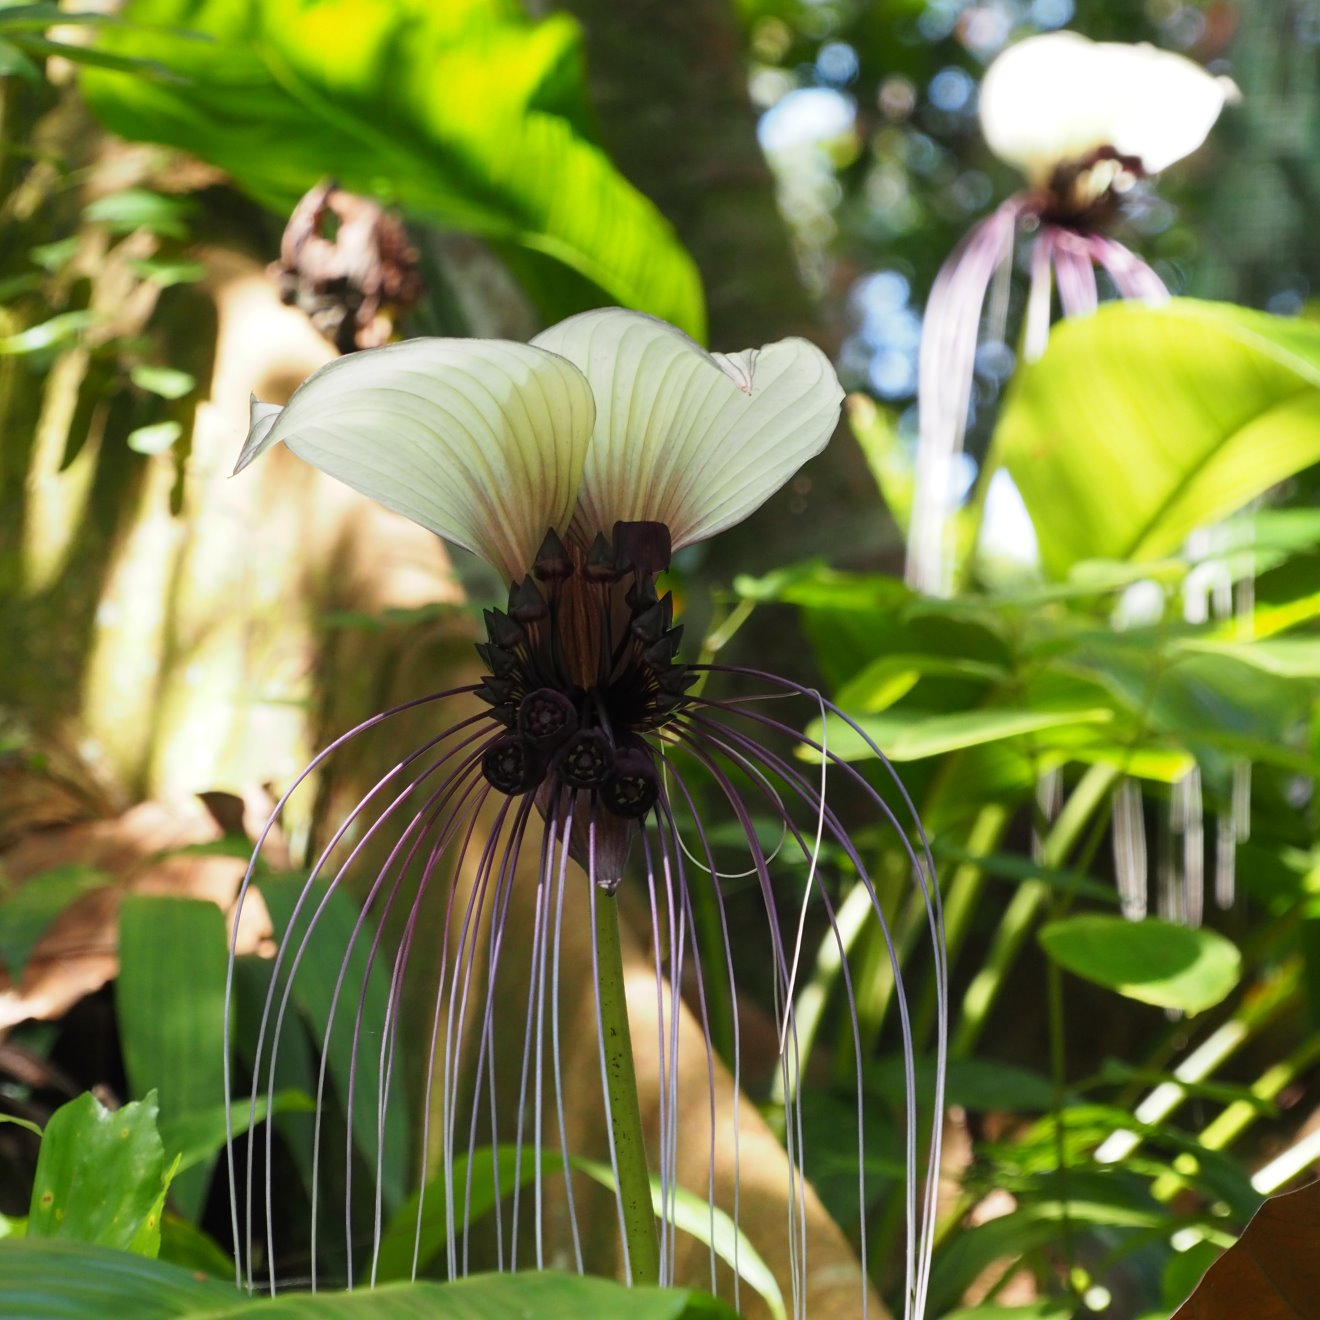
[476,642,519,678]
[555,728,614,789]
[533,528,574,582]
[631,592,674,644]
[602,746,660,820]
[517,687,578,748]
[643,627,683,669]
[482,735,542,795]
[483,608,525,650]
[656,666,698,696]
[585,532,620,583]
[508,576,549,624]
[475,676,515,706]
[625,577,659,612]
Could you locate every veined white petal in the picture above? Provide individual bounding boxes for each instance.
[980,32,1236,183]
[235,339,595,582]
[532,309,843,551]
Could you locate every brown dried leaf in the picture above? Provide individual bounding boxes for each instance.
[0,799,270,1031]
[1172,1181,1320,1318]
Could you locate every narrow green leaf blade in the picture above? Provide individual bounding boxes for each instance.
[117,896,229,1222]
[807,706,1113,763]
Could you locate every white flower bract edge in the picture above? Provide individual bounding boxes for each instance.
[980,31,1238,185]
[239,307,844,582]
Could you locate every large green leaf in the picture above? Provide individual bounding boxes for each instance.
[994,300,1320,576]
[117,896,229,1223]
[26,1092,171,1254]
[79,0,704,337]
[1039,915,1241,1014]
[0,1240,738,1318]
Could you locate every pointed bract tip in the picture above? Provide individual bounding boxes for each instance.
[234,396,286,477]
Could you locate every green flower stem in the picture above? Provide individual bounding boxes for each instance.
[951,763,1118,1059]
[594,888,660,1286]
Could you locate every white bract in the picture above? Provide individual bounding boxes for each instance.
[980,31,1237,185]
[238,307,843,581]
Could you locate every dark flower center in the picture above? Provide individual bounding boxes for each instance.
[1038,146,1145,232]
[475,521,694,820]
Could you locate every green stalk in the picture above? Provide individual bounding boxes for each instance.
[594,889,661,1285]
[951,763,1117,1059]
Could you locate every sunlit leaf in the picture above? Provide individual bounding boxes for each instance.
[806,705,1113,763]
[1178,637,1320,680]
[83,187,195,237]
[847,392,913,532]
[27,1092,170,1254]
[126,257,207,287]
[1039,915,1241,1014]
[0,310,100,355]
[995,300,1320,575]
[126,421,183,454]
[79,0,704,336]
[130,365,195,399]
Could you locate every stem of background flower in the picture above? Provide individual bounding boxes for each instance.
[950,763,1118,1059]
[1047,935,1078,1292]
[595,889,661,1286]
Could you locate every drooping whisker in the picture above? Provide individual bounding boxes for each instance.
[364,774,499,1286]
[225,687,481,1289]
[652,767,743,1311]
[683,667,946,1319]
[1025,227,1055,362]
[657,734,811,1316]
[510,794,560,1271]
[459,795,535,1277]
[653,801,721,1299]
[671,713,897,1316]
[550,797,586,1275]
[229,697,499,1293]
[439,787,529,1281]
[304,741,493,1289]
